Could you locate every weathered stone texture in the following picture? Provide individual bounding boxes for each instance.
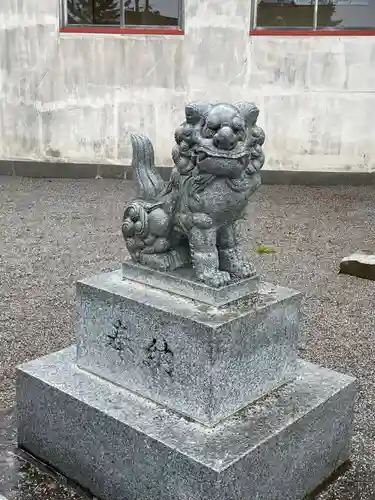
[340,251,375,281]
[76,270,301,426]
[17,347,356,500]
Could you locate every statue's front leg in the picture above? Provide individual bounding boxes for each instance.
[189,225,230,287]
[217,223,256,278]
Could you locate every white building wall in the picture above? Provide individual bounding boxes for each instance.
[1,0,375,173]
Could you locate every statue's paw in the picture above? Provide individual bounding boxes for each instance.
[140,253,170,272]
[229,259,255,278]
[199,270,231,288]
[220,256,255,279]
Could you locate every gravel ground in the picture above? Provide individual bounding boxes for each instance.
[1,176,375,499]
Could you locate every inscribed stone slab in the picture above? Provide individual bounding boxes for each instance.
[76,270,302,426]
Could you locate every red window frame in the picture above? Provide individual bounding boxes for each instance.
[60,26,184,35]
[250,28,375,35]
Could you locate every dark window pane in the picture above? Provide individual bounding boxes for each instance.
[256,0,315,28]
[67,0,94,24]
[93,0,121,24]
[67,0,120,25]
[318,0,375,28]
[125,0,179,26]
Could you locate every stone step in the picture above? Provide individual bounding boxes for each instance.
[17,346,356,500]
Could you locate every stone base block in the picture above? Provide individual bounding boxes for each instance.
[17,347,356,500]
[77,269,302,426]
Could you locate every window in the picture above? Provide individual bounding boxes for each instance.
[251,0,375,32]
[62,0,182,29]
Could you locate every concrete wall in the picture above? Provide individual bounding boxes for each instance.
[1,0,375,174]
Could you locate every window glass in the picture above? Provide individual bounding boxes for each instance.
[125,0,179,26]
[66,0,180,27]
[254,0,375,29]
[256,0,315,28]
[67,0,121,25]
[94,0,121,24]
[67,0,94,24]
[317,0,375,28]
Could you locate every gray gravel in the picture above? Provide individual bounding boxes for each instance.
[1,176,375,499]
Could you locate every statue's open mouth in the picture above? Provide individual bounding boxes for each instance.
[196,143,247,160]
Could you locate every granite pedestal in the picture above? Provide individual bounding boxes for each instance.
[76,266,301,426]
[17,348,356,500]
[16,264,357,500]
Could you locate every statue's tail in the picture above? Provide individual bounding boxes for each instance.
[131,134,165,200]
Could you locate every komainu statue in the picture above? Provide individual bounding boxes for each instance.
[122,101,265,287]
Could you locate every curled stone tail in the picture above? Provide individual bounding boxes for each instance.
[131,134,165,200]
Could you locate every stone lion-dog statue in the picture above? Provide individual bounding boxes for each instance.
[122,101,265,288]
